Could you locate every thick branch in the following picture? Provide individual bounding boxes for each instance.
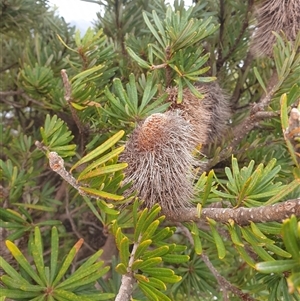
[173,199,300,225]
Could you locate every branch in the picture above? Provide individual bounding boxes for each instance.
[172,198,300,225]
[40,149,300,226]
[177,224,255,301]
[284,107,300,164]
[201,253,255,301]
[0,89,45,107]
[217,0,254,68]
[115,236,139,301]
[61,69,87,153]
[207,72,279,169]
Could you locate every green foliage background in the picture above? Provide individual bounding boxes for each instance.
[0,0,299,300]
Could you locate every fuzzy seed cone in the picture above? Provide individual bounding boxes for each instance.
[120,111,198,216]
[167,81,231,145]
[251,0,300,57]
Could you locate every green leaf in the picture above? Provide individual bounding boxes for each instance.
[134,239,152,259]
[143,246,170,259]
[142,267,174,277]
[71,130,124,171]
[50,227,59,283]
[0,289,40,299]
[52,239,84,286]
[189,222,202,254]
[115,263,128,274]
[53,289,94,301]
[161,254,189,264]
[139,257,162,270]
[0,275,43,292]
[0,256,31,284]
[57,264,109,290]
[134,208,149,241]
[201,170,214,207]
[254,67,267,93]
[227,222,244,247]
[119,237,130,267]
[141,220,160,242]
[256,260,298,274]
[208,218,226,259]
[143,11,166,49]
[31,227,47,285]
[282,216,300,259]
[235,245,256,268]
[5,241,44,286]
[266,243,292,258]
[78,146,125,178]
[78,163,127,180]
[126,47,151,69]
[79,187,124,201]
[96,199,119,215]
[139,281,171,301]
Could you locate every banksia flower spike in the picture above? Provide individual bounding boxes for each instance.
[251,0,300,57]
[120,111,198,217]
[167,82,231,145]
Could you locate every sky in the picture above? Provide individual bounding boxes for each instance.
[49,0,193,33]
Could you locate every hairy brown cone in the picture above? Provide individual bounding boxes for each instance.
[167,81,231,145]
[251,0,300,57]
[120,111,198,216]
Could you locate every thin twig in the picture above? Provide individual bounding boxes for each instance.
[0,90,45,107]
[61,69,87,153]
[177,224,255,301]
[207,72,279,169]
[65,189,96,253]
[201,253,255,301]
[115,236,140,301]
[217,0,254,68]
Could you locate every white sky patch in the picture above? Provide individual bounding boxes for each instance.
[49,0,194,33]
[49,0,100,32]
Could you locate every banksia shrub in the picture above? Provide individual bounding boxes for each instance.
[120,111,198,217]
[251,0,300,57]
[167,82,231,145]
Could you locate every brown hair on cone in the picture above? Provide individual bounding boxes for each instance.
[167,81,231,145]
[251,0,300,57]
[120,111,198,216]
